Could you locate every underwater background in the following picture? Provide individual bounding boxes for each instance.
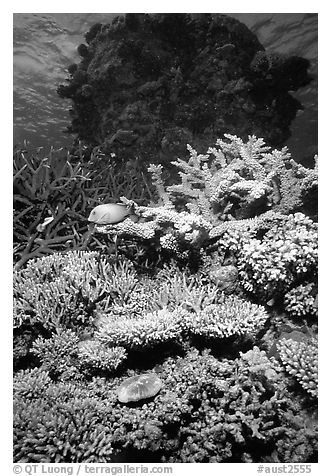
[13,13,317,164]
[13,13,318,464]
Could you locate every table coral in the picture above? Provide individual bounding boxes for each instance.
[184,296,268,340]
[96,292,268,349]
[95,307,186,350]
[13,251,138,330]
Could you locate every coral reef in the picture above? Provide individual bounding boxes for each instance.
[13,145,91,269]
[13,348,317,463]
[93,136,317,265]
[14,251,112,330]
[238,213,317,299]
[58,13,311,163]
[78,339,128,375]
[32,329,81,381]
[13,250,143,330]
[156,135,317,220]
[276,337,318,398]
[216,212,317,301]
[13,131,318,463]
[284,283,317,318]
[13,144,154,269]
[96,294,268,350]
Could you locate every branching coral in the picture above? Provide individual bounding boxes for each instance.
[235,213,317,299]
[148,135,316,223]
[13,250,139,330]
[32,329,80,381]
[93,135,316,265]
[148,266,220,312]
[284,283,317,318]
[14,251,107,329]
[165,137,277,221]
[13,146,92,269]
[13,144,154,269]
[78,340,128,374]
[276,337,318,398]
[14,379,116,463]
[13,368,52,399]
[210,209,287,239]
[272,154,318,216]
[13,348,317,463]
[95,197,212,256]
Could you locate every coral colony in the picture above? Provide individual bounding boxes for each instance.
[14,13,317,464]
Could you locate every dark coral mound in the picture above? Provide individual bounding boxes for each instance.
[58,13,311,163]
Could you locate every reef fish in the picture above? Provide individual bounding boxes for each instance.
[88,203,138,225]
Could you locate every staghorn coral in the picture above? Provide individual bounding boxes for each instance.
[284,283,317,318]
[13,144,154,269]
[276,337,318,398]
[13,347,317,463]
[13,145,92,269]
